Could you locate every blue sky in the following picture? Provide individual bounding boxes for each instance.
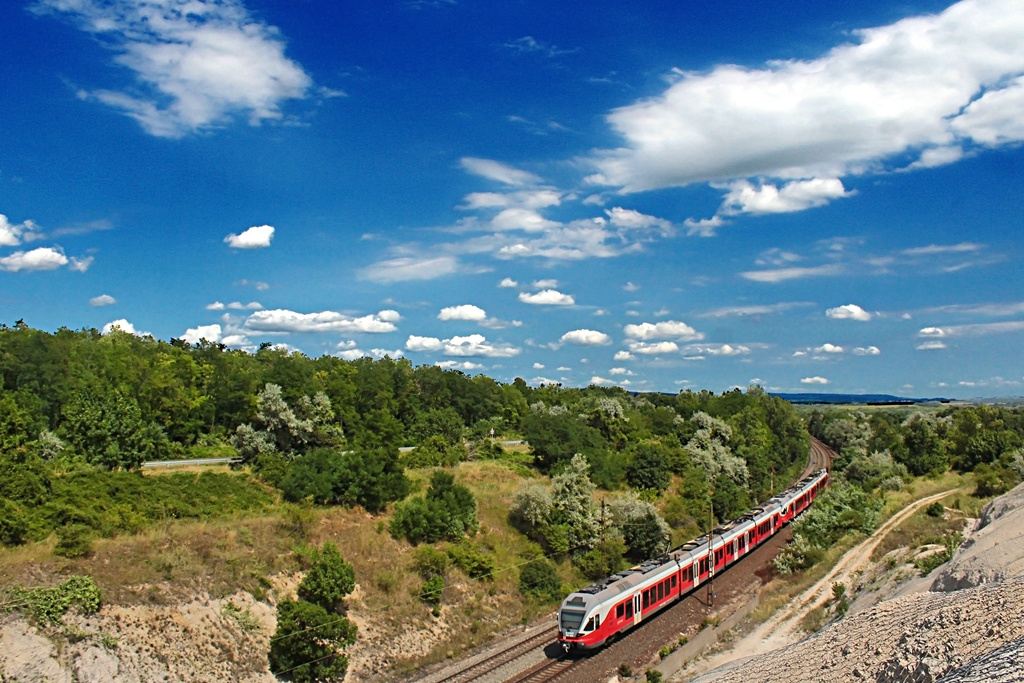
[2,0,1023,397]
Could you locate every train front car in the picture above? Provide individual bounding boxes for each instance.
[557,592,607,651]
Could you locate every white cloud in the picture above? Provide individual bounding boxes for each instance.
[626,340,679,355]
[683,215,724,237]
[532,279,559,289]
[559,329,612,346]
[244,309,399,334]
[519,289,575,305]
[605,207,673,235]
[435,360,484,371]
[207,300,263,310]
[181,323,222,344]
[0,247,69,272]
[405,335,444,352]
[102,318,150,336]
[623,281,640,292]
[800,376,830,385]
[89,294,117,307]
[0,215,42,246]
[902,242,984,256]
[224,224,274,249]
[68,256,94,272]
[532,362,545,369]
[460,157,541,186]
[852,346,881,355]
[337,348,369,361]
[460,190,561,211]
[35,0,312,138]
[918,321,1024,337]
[623,320,702,341]
[360,255,461,282]
[814,343,844,354]
[917,341,948,350]
[614,350,635,361]
[438,304,488,322]
[498,277,518,288]
[592,0,1024,193]
[405,333,519,358]
[590,376,615,386]
[826,303,872,321]
[701,302,813,318]
[717,178,853,216]
[741,264,843,283]
[686,343,751,356]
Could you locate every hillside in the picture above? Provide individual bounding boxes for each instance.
[684,481,1024,682]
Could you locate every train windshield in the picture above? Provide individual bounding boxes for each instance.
[560,610,585,631]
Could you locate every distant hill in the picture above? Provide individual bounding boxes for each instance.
[772,392,952,405]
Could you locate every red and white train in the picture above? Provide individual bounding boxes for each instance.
[557,468,829,651]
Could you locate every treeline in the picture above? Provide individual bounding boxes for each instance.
[808,405,1024,496]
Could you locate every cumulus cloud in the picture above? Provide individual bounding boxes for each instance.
[89,294,117,307]
[685,343,751,356]
[435,360,484,371]
[532,279,559,289]
[626,340,679,355]
[460,157,541,186]
[591,0,1024,195]
[519,289,575,305]
[243,309,399,334]
[438,304,487,322]
[814,343,844,354]
[405,333,519,358]
[498,277,518,288]
[102,319,150,336]
[852,346,881,355]
[181,323,222,344]
[224,224,274,249]
[800,376,830,385]
[717,178,853,217]
[34,0,313,137]
[827,303,872,321]
[623,320,702,341]
[559,329,612,346]
[0,214,42,246]
[206,301,263,310]
[0,247,69,272]
[614,350,635,361]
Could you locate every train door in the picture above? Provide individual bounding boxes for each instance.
[633,593,642,625]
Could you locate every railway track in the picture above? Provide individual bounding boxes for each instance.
[420,626,559,683]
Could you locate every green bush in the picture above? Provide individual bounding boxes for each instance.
[402,435,464,468]
[925,501,945,518]
[297,542,355,612]
[446,541,495,581]
[420,574,444,606]
[5,575,102,625]
[410,546,450,579]
[518,558,562,602]
[573,537,628,580]
[268,599,357,683]
[0,499,28,546]
[389,470,477,544]
[54,524,94,558]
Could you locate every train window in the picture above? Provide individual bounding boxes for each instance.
[616,604,624,618]
[643,591,649,609]
[595,615,600,629]
[560,610,585,631]
[671,575,677,588]
[657,582,663,601]
[626,601,633,618]
[584,617,595,632]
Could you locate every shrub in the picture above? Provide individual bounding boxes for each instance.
[518,558,562,602]
[410,546,450,579]
[0,500,28,546]
[402,435,464,468]
[573,536,628,581]
[420,574,444,606]
[447,541,495,581]
[925,502,945,518]
[297,542,355,613]
[54,524,93,558]
[389,470,477,545]
[268,599,357,683]
[5,575,102,625]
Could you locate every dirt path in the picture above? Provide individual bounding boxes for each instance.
[678,487,965,680]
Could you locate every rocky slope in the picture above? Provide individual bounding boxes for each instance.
[688,481,1024,683]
